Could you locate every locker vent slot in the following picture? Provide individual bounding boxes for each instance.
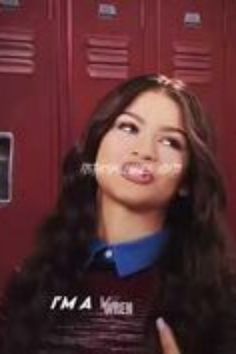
[86,35,129,79]
[173,42,212,84]
[0,132,14,204]
[0,30,35,74]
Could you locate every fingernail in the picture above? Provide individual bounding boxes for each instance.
[156,317,166,331]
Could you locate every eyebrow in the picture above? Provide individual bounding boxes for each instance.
[123,111,145,124]
[123,110,187,138]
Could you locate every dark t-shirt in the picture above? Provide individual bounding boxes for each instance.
[38,262,162,354]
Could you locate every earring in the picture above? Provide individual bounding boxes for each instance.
[178,187,188,197]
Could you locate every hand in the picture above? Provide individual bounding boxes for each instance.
[156,318,181,354]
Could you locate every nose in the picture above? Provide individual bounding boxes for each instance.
[131,135,157,161]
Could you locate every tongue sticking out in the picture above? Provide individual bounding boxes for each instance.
[121,163,154,184]
[127,164,147,175]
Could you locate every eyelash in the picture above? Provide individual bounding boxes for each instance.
[116,121,184,150]
[159,137,184,151]
[116,121,139,134]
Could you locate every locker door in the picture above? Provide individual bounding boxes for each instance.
[0,0,59,290]
[65,0,155,146]
[158,0,235,235]
[159,0,224,125]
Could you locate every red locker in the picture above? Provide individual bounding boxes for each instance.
[0,0,60,290]
[159,0,236,236]
[63,0,158,145]
[159,0,225,132]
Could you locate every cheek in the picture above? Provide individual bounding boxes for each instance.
[157,146,184,167]
[153,160,188,196]
[95,134,127,187]
[155,143,189,181]
[155,162,185,180]
[96,132,133,165]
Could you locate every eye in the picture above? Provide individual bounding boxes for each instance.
[116,121,139,134]
[159,137,184,150]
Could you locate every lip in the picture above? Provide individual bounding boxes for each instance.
[120,161,154,185]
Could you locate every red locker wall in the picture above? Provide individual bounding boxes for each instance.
[0,0,60,290]
[0,0,236,291]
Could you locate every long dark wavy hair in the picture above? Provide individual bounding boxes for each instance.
[1,74,236,354]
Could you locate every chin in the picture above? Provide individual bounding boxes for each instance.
[112,192,163,211]
[98,182,171,210]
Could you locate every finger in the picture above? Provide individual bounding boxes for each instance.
[156,318,181,354]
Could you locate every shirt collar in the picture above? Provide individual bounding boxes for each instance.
[85,229,170,278]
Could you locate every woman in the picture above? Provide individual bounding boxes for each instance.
[1,74,236,354]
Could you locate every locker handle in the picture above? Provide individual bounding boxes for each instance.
[0,132,14,206]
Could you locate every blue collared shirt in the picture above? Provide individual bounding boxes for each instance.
[84,229,170,278]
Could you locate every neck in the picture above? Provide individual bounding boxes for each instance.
[96,193,166,245]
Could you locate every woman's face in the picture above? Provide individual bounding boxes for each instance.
[95,90,189,211]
